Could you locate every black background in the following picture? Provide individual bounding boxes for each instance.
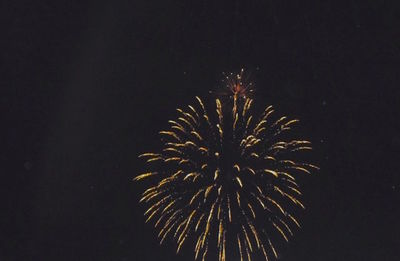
[2,0,400,260]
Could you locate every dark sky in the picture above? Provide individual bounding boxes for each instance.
[2,0,400,260]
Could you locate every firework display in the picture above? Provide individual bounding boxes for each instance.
[134,70,318,261]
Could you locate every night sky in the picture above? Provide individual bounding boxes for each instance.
[3,1,400,260]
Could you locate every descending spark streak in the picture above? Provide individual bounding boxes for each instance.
[134,71,317,261]
[133,172,158,181]
[237,235,244,261]
[261,243,270,261]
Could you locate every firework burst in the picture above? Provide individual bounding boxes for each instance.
[134,71,318,261]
